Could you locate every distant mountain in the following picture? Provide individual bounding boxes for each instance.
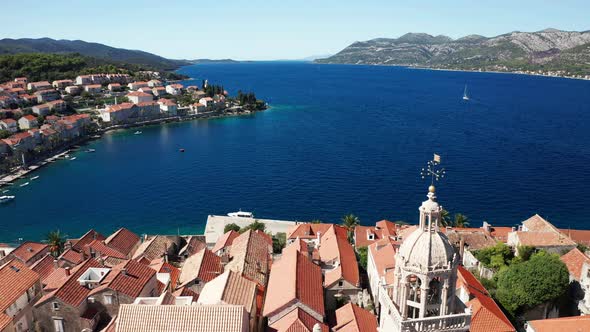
[188,59,239,64]
[316,29,590,75]
[0,38,189,70]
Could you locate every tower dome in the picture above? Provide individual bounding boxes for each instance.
[397,226,455,271]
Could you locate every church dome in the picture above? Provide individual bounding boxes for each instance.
[398,228,455,270]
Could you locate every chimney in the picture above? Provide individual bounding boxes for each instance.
[121,268,127,276]
[65,267,71,276]
[164,253,168,263]
[53,259,59,269]
[511,227,516,232]
[482,221,491,233]
[313,323,322,332]
[92,231,97,240]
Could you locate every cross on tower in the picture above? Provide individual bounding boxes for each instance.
[420,154,446,186]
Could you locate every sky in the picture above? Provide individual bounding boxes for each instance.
[1,1,589,60]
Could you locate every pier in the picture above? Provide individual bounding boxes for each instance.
[204,215,301,246]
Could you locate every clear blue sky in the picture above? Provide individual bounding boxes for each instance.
[1,0,588,60]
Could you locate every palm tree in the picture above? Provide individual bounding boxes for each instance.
[341,214,360,243]
[453,213,470,228]
[440,209,452,227]
[46,230,66,257]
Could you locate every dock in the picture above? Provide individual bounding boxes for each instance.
[204,215,301,246]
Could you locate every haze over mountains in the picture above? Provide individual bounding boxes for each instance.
[316,29,590,74]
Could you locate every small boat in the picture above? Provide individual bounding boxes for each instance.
[462,85,470,101]
[179,149,185,152]
[0,195,15,204]
[134,131,142,135]
[86,149,96,153]
[227,210,254,218]
[19,182,29,187]
[70,157,77,161]
[1,190,9,194]
[30,176,40,180]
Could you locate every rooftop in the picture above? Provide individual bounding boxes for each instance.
[0,260,40,312]
[333,302,378,332]
[560,248,590,281]
[527,315,590,332]
[11,241,48,264]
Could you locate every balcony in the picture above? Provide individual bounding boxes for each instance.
[378,285,471,332]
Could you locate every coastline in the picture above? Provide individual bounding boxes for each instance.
[0,106,268,187]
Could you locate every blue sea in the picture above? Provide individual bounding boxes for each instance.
[2,62,590,243]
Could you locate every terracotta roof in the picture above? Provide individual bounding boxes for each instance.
[179,248,223,287]
[514,231,576,247]
[83,239,127,259]
[354,225,382,248]
[42,268,68,291]
[58,248,84,265]
[457,266,515,332]
[268,307,329,332]
[37,259,101,306]
[226,230,271,286]
[22,114,37,121]
[30,253,57,281]
[368,238,397,284]
[197,270,257,314]
[488,226,512,243]
[104,228,140,257]
[527,315,590,332]
[108,260,157,298]
[560,248,590,281]
[560,228,590,246]
[133,235,177,261]
[127,91,152,97]
[445,229,497,250]
[319,225,360,287]
[0,118,16,124]
[116,304,249,332]
[71,229,105,251]
[522,214,560,233]
[107,103,135,112]
[179,236,207,257]
[0,260,40,312]
[287,223,332,240]
[263,244,325,319]
[0,313,12,331]
[172,287,199,302]
[333,303,378,332]
[11,241,48,265]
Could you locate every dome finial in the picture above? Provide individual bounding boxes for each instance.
[428,185,436,193]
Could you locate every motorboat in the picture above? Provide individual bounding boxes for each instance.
[134,131,142,135]
[19,182,29,187]
[227,210,254,218]
[31,176,39,180]
[86,149,96,153]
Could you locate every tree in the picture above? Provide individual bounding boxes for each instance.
[495,251,569,315]
[341,214,360,243]
[453,213,470,228]
[0,130,11,139]
[473,242,514,270]
[240,220,265,233]
[223,223,241,233]
[272,232,287,254]
[356,246,368,271]
[45,230,66,257]
[440,209,451,227]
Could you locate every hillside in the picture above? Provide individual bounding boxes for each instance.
[0,38,189,71]
[316,29,590,75]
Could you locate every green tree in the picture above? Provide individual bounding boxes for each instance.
[224,223,241,233]
[495,251,569,315]
[0,130,11,139]
[453,213,470,228]
[272,232,287,254]
[440,209,451,227]
[356,246,368,271]
[341,214,360,243]
[473,242,514,270]
[45,230,66,257]
[240,220,266,233]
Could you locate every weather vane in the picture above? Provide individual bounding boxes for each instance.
[421,154,446,186]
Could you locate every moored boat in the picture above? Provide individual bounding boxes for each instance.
[227,210,254,218]
[20,182,29,187]
[0,195,15,203]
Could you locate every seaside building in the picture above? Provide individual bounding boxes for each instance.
[147,80,162,87]
[27,81,52,91]
[132,235,180,262]
[189,102,205,114]
[127,82,149,90]
[18,115,38,130]
[165,84,183,96]
[34,89,60,103]
[507,214,577,255]
[377,185,471,331]
[0,242,49,267]
[0,260,43,332]
[224,229,272,288]
[84,84,102,94]
[151,86,167,97]
[367,237,397,310]
[126,91,152,105]
[32,104,51,116]
[178,247,222,293]
[0,119,18,133]
[52,80,73,89]
[157,99,177,115]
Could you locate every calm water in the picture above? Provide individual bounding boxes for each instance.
[2,62,590,243]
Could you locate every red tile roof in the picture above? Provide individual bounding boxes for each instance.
[83,239,127,259]
[226,230,271,286]
[172,287,199,302]
[527,315,590,332]
[368,238,397,284]
[197,270,257,315]
[560,228,590,246]
[268,307,329,332]
[133,235,178,261]
[319,225,360,287]
[0,260,40,312]
[333,303,378,332]
[108,260,157,298]
[58,248,84,265]
[11,241,48,265]
[287,223,332,241]
[71,229,106,251]
[37,259,101,306]
[30,253,57,281]
[263,244,325,319]
[457,266,515,332]
[104,228,140,257]
[179,248,223,287]
[560,248,590,281]
[22,114,37,121]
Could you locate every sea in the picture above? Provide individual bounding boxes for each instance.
[1,62,590,243]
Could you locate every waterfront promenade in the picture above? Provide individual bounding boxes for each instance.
[204,214,301,246]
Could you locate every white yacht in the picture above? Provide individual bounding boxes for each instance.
[134,131,142,135]
[19,182,29,187]
[31,176,39,180]
[462,85,470,101]
[227,210,254,218]
[0,195,15,203]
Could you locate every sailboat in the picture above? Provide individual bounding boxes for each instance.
[462,85,470,101]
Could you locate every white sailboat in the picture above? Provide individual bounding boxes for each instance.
[462,85,470,101]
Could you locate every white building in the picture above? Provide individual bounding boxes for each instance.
[377,185,471,332]
[127,91,153,105]
[165,84,183,96]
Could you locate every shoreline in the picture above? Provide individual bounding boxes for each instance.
[0,106,268,187]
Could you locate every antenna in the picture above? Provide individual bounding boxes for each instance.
[420,154,446,186]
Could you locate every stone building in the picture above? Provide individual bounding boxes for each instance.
[377,185,471,331]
